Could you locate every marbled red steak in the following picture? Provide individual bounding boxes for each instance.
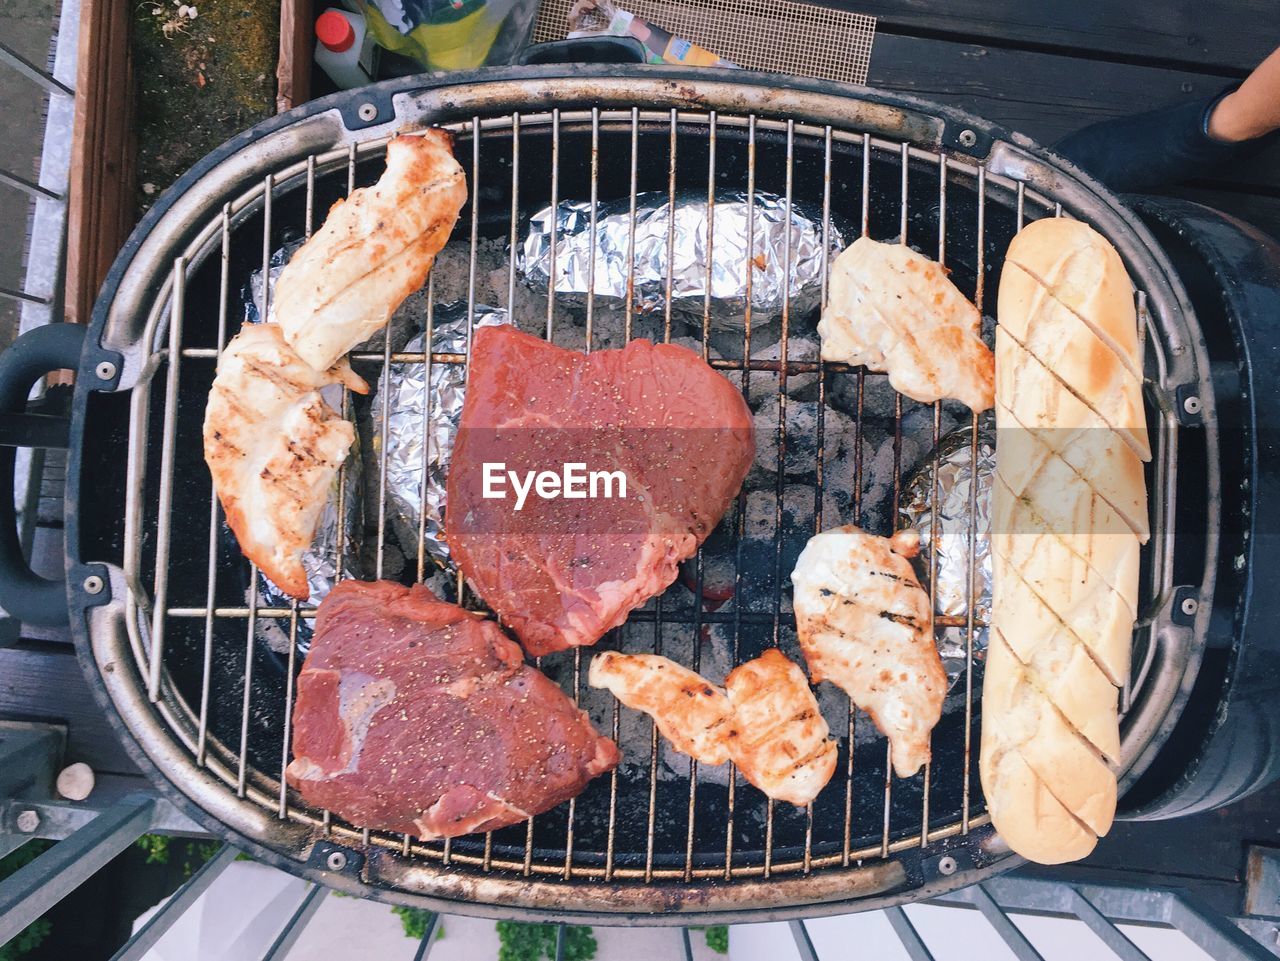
[285,580,619,839]
[445,325,755,656]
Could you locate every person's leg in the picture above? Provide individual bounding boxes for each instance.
[1207,46,1280,142]
[1052,45,1279,192]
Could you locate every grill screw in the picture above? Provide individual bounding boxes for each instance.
[326,850,348,871]
[957,129,977,148]
[83,575,104,595]
[15,810,40,833]
[1181,597,1199,616]
[1183,395,1202,415]
[357,103,377,122]
[96,361,117,381]
[937,855,958,875]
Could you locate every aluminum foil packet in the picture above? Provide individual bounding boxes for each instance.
[372,303,508,571]
[241,239,363,651]
[242,237,302,326]
[517,190,842,327]
[898,424,994,683]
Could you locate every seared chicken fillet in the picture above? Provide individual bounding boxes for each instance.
[275,130,467,372]
[589,649,836,806]
[725,649,838,807]
[791,526,946,778]
[818,236,995,412]
[203,323,368,598]
[588,651,737,765]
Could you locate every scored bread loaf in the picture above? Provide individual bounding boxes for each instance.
[982,217,1150,865]
[998,260,1150,461]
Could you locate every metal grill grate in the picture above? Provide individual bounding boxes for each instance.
[533,0,876,85]
[106,92,1179,916]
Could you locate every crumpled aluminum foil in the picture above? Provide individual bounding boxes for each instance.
[241,240,363,653]
[242,237,301,326]
[898,424,995,684]
[372,303,508,571]
[517,191,842,326]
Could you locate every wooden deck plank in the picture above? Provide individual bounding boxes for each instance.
[821,0,1275,74]
[1097,785,1280,886]
[0,644,139,776]
[868,33,1280,193]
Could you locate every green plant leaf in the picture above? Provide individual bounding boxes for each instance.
[497,921,596,961]
[704,925,729,954]
[135,834,171,865]
[392,905,434,940]
[0,842,54,961]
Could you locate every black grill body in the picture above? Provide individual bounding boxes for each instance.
[0,65,1256,922]
[1120,197,1280,819]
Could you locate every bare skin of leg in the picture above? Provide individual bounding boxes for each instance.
[1208,46,1280,143]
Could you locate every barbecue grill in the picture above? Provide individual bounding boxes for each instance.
[2,64,1276,924]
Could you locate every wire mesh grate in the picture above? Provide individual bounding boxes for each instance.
[534,0,876,85]
[114,103,1170,905]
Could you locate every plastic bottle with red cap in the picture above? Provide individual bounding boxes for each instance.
[315,8,378,90]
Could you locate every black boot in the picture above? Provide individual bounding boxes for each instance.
[1053,85,1273,192]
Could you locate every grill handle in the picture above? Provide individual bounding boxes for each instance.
[0,322,86,627]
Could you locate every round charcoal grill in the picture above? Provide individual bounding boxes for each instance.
[38,67,1219,922]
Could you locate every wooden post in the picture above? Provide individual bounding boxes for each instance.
[277,0,315,113]
[64,0,137,330]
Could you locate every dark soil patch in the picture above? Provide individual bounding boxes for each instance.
[132,0,280,217]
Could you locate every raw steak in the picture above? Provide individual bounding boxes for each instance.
[286,580,619,839]
[446,326,755,655]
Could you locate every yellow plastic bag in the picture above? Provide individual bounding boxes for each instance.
[360,0,537,70]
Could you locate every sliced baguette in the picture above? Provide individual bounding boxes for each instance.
[996,397,1150,544]
[996,322,1148,463]
[993,624,1121,764]
[979,739,1099,865]
[1003,220,1144,379]
[991,540,1132,690]
[992,464,1137,686]
[992,465,1141,625]
[984,217,1146,865]
[982,638,1117,837]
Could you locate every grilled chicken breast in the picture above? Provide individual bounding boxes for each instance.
[589,649,836,806]
[203,323,368,599]
[791,526,946,778]
[588,651,737,765]
[724,649,838,807]
[818,236,995,412]
[275,130,467,373]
